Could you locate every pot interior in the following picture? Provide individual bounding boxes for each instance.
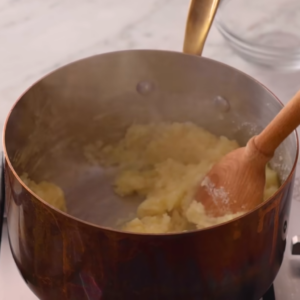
[4,50,298,228]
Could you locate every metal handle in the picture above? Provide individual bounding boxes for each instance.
[183,0,221,55]
[0,153,5,249]
[291,236,300,255]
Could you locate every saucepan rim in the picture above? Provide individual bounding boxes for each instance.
[2,49,299,236]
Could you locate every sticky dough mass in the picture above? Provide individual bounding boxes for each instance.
[97,122,279,234]
[20,173,67,212]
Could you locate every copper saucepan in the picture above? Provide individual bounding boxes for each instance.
[3,0,299,299]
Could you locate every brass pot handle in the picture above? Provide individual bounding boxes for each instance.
[183,0,221,56]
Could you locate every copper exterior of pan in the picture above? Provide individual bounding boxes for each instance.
[3,50,299,300]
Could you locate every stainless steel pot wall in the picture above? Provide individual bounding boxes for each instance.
[3,50,298,300]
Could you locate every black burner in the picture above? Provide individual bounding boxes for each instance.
[262,285,276,300]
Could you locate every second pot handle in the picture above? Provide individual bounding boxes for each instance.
[0,153,6,251]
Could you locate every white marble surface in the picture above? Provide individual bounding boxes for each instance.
[1,0,300,138]
[1,0,300,299]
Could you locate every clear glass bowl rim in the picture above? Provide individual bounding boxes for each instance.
[215,0,300,56]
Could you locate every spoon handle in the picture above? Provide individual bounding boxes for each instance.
[254,91,300,157]
[183,0,220,55]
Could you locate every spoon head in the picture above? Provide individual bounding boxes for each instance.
[195,146,267,217]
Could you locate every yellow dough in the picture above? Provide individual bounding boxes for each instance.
[98,122,279,234]
[20,173,67,212]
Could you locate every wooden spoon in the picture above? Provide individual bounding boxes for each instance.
[196,90,300,218]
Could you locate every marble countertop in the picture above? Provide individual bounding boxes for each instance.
[1,0,300,136]
[1,0,300,299]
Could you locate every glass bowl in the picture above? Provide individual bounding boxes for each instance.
[215,0,300,71]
